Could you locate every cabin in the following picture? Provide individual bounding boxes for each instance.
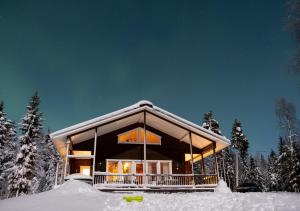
[50,100,230,191]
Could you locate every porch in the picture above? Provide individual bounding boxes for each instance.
[93,173,218,190]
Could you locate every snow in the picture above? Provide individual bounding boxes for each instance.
[1,180,300,211]
[65,173,93,180]
[214,179,232,193]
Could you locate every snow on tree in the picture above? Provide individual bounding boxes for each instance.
[276,99,300,191]
[7,93,43,197]
[202,111,222,135]
[0,101,17,198]
[289,141,300,192]
[222,147,235,190]
[267,149,279,191]
[231,119,249,183]
[38,131,61,192]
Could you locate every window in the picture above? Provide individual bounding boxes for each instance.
[160,162,170,174]
[80,166,91,176]
[136,163,143,174]
[148,162,157,174]
[107,161,119,173]
[122,161,132,174]
[106,159,172,174]
[118,127,161,145]
[72,150,92,156]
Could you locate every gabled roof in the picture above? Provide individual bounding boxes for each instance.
[50,100,230,158]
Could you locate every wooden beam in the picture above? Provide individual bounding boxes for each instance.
[189,132,195,187]
[92,128,98,185]
[143,111,147,187]
[213,145,219,181]
[63,138,70,180]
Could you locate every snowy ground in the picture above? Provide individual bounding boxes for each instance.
[1,180,300,211]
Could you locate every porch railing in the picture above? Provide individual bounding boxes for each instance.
[93,172,218,188]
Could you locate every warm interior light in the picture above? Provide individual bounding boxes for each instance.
[185,154,201,162]
[122,162,132,173]
[72,151,92,156]
[80,166,91,176]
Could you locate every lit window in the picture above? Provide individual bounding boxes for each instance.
[185,154,201,162]
[122,161,132,174]
[80,166,91,176]
[107,161,119,173]
[72,151,92,156]
[118,128,161,145]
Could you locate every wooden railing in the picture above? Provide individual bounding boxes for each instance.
[93,172,218,188]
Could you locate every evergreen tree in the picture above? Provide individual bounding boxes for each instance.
[7,93,43,196]
[267,149,279,191]
[277,137,290,191]
[231,119,249,183]
[0,101,17,197]
[222,147,235,190]
[289,141,300,192]
[38,132,61,191]
[202,111,222,135]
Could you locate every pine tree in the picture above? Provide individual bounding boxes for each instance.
[222,147,235,190]
[7,93,43,196]
[231,119,249,183]
[0,101,17,197]
[202,111,222,135]
[267,149,279,191]
[277,137,290,191]
[289,141,300,192]
[38,132,61,191]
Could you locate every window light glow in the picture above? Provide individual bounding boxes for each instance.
[80,166,91,176]
[118,127,161,145]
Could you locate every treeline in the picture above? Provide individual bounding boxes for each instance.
[0,93,61,198]
[197,98,300,192]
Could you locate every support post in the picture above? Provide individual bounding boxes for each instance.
[55,162,59,186]
[213,144,219,182]
[64,138,71,180]
[188,132,195,187]
[92,128,98,185]
[235,151,239,188]
[143,111,147,187]
[201,153,205,174]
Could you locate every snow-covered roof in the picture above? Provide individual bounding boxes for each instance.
[50,100,230,158]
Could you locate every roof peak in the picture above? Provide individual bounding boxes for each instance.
[137,100,153,107]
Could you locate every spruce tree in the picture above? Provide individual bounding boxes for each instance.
[231,119,249,183]
[267,149,279,191]
[277,137,290,191]
[222,147,235,190]
[0,101,17,197]
[202,111,222,135]
[289,141,300,192]
[38,132,61,191]
[7,93,43,196]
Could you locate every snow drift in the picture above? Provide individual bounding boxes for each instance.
[1,180,300,211]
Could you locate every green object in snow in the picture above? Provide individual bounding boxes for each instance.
[123,195,143,202]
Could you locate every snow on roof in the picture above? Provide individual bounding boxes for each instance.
[50,100,229,142]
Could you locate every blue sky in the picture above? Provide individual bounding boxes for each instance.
[0,0,299,155]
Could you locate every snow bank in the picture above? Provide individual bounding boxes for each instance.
[65,173,93,181]
[1,180,300,211]
[214,179,232,193]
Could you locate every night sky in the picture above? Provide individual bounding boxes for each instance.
[0,0,299,155]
